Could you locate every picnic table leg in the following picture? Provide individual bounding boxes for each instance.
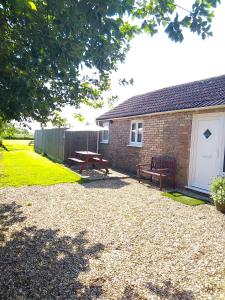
[80,156,93,173]
[98,158,109,174]
[79,164,84,174]
[100,161,109,174]
[79,159,89,174]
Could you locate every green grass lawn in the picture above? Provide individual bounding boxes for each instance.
[0,140,82,187]
[162,191,207,206]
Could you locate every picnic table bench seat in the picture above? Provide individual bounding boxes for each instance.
[137,156,176,191]
[68,157,85,166]
[92,157,108,163]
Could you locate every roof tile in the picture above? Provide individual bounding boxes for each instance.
[97,75,225,120]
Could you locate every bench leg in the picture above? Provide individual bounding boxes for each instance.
[137,168,141,183]
[160,175,163,191]
[172,176,176,189]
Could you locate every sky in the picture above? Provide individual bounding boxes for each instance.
[32,1,225,130]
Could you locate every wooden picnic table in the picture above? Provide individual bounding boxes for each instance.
[68,151,109,174]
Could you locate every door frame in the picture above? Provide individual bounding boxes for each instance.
[188,112,225,192]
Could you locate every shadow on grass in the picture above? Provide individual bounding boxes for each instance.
[0,142,9,151]
[1,144,31,152]
[0,202,105,299]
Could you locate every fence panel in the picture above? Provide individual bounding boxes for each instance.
[35,128,98,162]
[34,128,67,162]
[64,131,98,160]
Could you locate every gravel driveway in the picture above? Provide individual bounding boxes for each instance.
[0,178,224,300]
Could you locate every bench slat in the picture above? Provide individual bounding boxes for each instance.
[92,157,108,163]
[68,158,85,163]
[142,170,172,177]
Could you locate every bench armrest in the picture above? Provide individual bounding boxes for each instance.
[153,168,169,172]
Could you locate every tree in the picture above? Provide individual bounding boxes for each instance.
[0,118,17,150]
[0,118,18,139]
[0,0,221,123]
[51,112,67,128]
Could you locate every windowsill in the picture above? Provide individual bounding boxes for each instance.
[100,141,109,144]
[127,143,142,148]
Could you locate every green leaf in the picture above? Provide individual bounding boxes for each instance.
[27,1,37,11]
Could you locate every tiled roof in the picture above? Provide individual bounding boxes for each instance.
[97,75,225,120]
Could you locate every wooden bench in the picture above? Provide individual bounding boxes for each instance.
[137,156,176,191]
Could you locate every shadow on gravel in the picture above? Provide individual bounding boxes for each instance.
[146,281,194,300]
[0,202,26,242]
[0,203,105,299]
[121,285,144,299]
[82,178,130,189]
[121,283,194,300]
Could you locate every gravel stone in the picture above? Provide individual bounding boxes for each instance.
[0,178,224,299]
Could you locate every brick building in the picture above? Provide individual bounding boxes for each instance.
[96,75,225,193]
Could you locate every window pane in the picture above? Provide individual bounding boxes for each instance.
[132,123,136,130]
[102,122,109,142]
[131,131,135,142]
[103,130,109,141]
[137,123,142,143]
[137,132,142,143]
[103,122,109,130]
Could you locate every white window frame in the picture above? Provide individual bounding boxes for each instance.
[101,121,109,144]
[129,120,143,147]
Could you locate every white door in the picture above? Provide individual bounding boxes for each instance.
[189,114,224,191]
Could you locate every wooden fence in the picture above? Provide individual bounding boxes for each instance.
[64,131,98,159]
[34,128,98,162]
[34,128,67,162]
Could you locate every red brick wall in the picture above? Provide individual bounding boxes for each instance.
[99,119,142,171]
[99,108,225,187]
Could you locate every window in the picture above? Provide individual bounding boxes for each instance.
[101,121,109,143]
[129,121,143,146]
